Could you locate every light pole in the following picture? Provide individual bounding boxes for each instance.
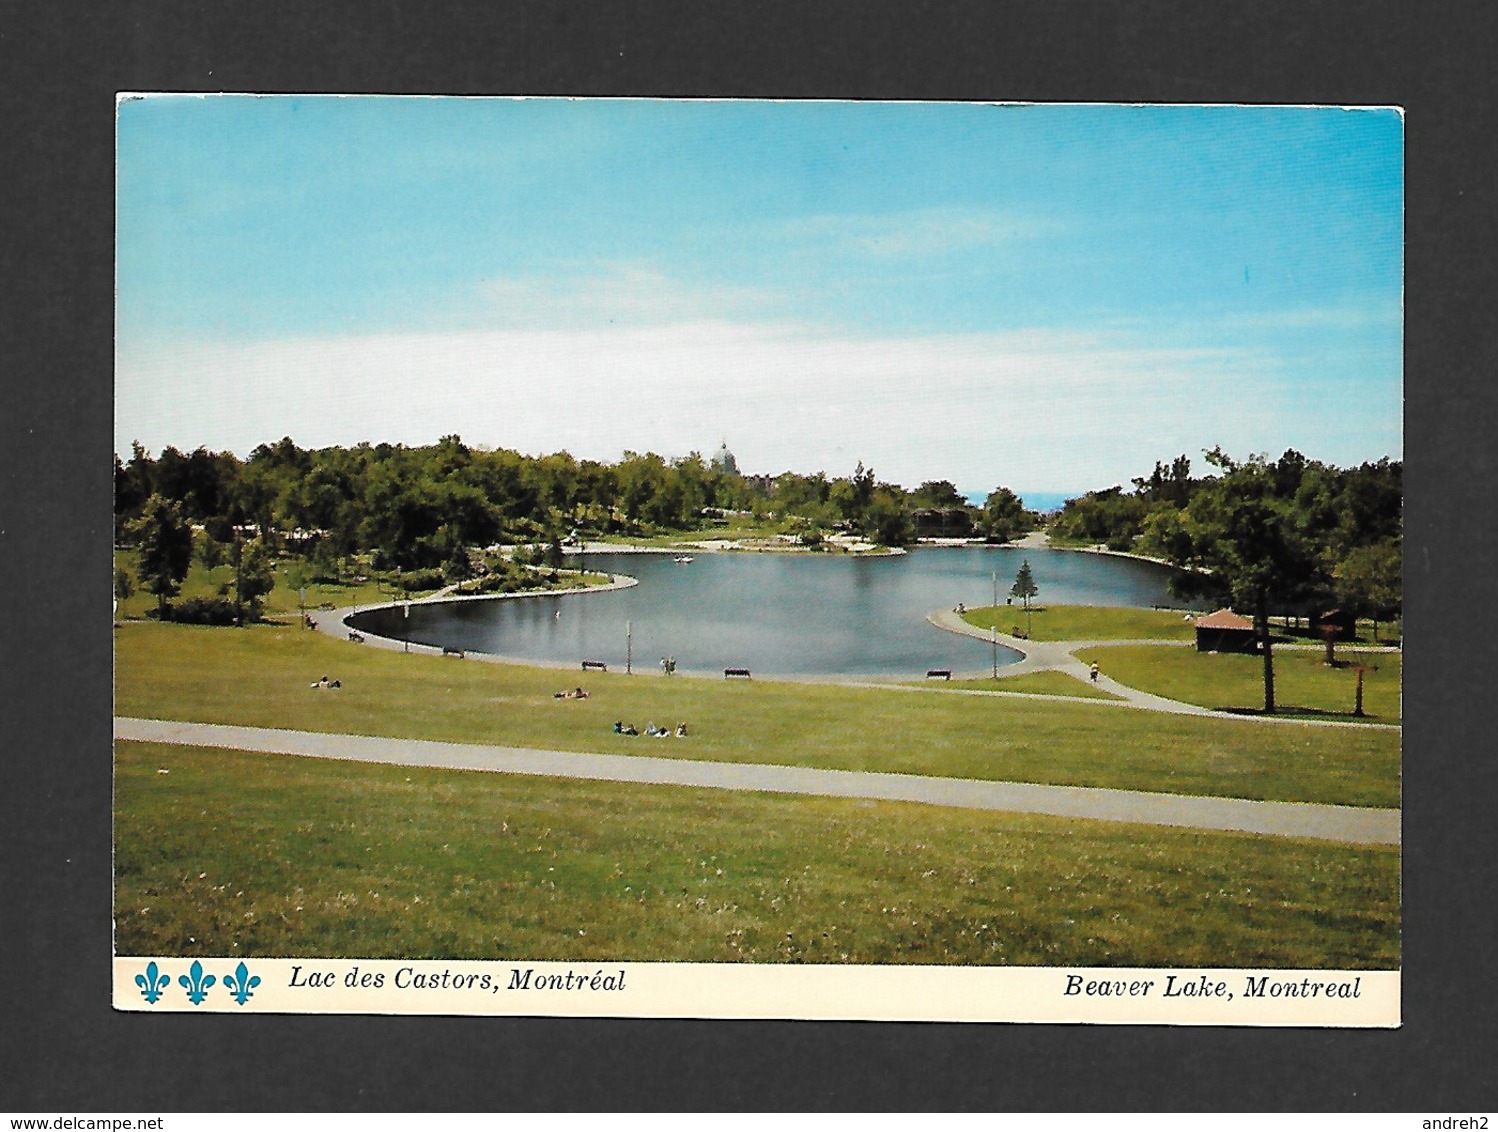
[626,620,633,674]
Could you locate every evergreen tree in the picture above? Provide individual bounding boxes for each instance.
[1011,559,1039,636]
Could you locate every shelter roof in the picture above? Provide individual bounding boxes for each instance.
[1195,608,1255,630]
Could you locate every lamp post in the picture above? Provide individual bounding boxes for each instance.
[626,620,633,675]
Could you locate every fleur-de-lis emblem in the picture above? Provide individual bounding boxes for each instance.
[223,961,261,1006]
[178,959,216,1005]
[134,961,170,1004]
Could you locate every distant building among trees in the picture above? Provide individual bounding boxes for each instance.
[711,441,739,477]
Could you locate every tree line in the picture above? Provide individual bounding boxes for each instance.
[114,436,1037,598]
[1054,448,1402,712]
[117,436,1401,715]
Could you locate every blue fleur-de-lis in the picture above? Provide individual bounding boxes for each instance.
[134,961,170,1004]
[178,959,216,1005]
[223,961,261,1006]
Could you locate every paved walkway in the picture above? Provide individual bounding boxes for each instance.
[926,609,1401,730]
[308,573,638,663]
[115,717,1399,846]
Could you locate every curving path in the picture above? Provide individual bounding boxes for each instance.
[306,573,637,663]
[115,717,1399,846]
[926,609,1401,730]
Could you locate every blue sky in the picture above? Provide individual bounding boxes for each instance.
[116,97,1403,499]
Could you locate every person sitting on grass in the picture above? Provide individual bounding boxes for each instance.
[555,687,589,699]
[675,722,689,737]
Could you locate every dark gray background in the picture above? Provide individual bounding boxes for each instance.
[3,0,1493,1112]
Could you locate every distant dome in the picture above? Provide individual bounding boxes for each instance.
[711,441,739,476]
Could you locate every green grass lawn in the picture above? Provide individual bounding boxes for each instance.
[961,604,1199,642]
[116,549,615,624]
[115,550,442,622]
[1075,644,1402,723]
[915,671,1122,699]
[115,740,1400,967]
[115,621,1400,807]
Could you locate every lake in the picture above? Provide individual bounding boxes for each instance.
[350,546,1198,679]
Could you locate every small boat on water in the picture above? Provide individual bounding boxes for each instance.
[674,555,694,564]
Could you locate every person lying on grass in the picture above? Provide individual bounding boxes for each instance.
[613,720,691,737]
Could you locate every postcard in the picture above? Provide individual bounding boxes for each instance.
[113,96,1403,1024]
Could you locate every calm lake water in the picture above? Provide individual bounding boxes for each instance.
[351,547,1199,679]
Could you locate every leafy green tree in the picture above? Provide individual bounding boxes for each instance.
[199,531,227,570]
[114,566,135,604]
[234,538,277,622]
[1132,454,1195,506]
[1335,540,1402,641]
[851,462,877,515]
[1051,486,1148,548]
[129,494,194,618]
[909,480,965,509]
[1165,450,1323,713]
[114,443,155,538]
[982,487,1028,542]
[863,487,913,547]
[446,541,474,589]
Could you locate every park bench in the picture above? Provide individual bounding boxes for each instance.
[442,646,465,658]
[581,660,608,672]
[348,630,365,643]
[926,669,952,680]
[724,668,752,679]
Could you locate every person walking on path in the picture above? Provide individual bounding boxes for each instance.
[1090,661,1100,683]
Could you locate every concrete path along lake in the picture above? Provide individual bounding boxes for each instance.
[116,717,1399,846]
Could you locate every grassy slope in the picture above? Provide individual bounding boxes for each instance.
[115,741,1400,968]
[115,622,1400,807]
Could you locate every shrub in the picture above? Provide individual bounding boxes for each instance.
[472,572,524,594]
[168,597,242,625]
[394,569,446,593]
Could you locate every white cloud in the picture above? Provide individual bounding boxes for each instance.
[116,318,1367,494]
